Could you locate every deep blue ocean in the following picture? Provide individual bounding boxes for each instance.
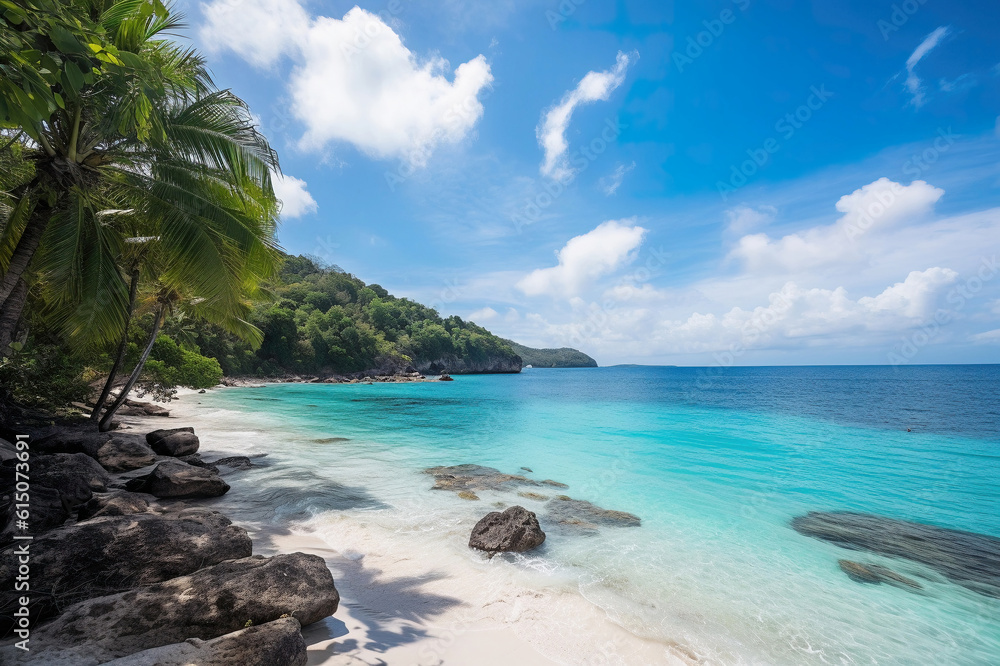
[182,365,1000,664]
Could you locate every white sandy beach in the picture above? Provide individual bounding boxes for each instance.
[118,389,693,666]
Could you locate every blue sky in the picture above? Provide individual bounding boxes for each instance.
[181,0,1000,365]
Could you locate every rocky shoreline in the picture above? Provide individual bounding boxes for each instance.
[0,422,339,665]
[220,369,452,387]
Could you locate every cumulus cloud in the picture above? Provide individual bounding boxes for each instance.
[468,306,498,322]
[201,2,493,164]
[517,220,647,297]
[729,178,944,272]
[904,26,950,108]
[271,172,317,218]
[537,52,634,180]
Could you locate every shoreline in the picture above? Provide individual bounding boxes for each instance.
[129,388,691,665]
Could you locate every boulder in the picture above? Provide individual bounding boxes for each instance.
[792,511,1000,597]
[32,452,112,505]
[126,459,230,498]
[469,505,546,555]
[438,374,454,381]
[99,617,307,666]
[214,456,254,470]
[176,453,219,472]
[96,436,157,472]
[545,496,641,528]
[27,553,339,664]
[27,425,113,457]
[77,490,153,520]
[146,429,199,457]
[838,559,922,590]
[0,508,253,631]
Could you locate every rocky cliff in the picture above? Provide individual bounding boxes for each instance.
[416,354,522,375]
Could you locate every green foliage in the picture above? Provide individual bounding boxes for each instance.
[144,334,222,389]
[503,339,597,368]
[177,254,521,377]
[0,335,91,409]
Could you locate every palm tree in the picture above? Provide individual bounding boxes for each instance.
[1,0,281,360]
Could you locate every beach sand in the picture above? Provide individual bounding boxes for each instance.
[117,389,691,665]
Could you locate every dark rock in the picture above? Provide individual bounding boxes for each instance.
[0,485,68,546]
[176,453,219,473]
[469,505,546,554]
[0,438,16,463]
[147,431,199,457]
[214,456,254,470]
[838,559,922,590]
[545,496,641,528]
[541,479,569,489]
[96,436,157,472]
[33,452,112,505]
[438,374,454,381]
[424,464,539,494]
[77,491,153,520]
[126,460,230,498]
[99,617,307,666]
[520,466,533,473]
[792,511,1000,597]
[27,553,339,664]
[0,508,252,633]
[198,389,207,393]
[29,425,113,457]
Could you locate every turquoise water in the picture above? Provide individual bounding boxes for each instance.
[187,366,1000,664]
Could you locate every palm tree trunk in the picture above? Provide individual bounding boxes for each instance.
[0,278,28,356]
[0,201,50,312]
[98,302,165,432]
[91,269,140,421]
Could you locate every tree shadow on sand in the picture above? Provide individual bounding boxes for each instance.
[303,557,465,662]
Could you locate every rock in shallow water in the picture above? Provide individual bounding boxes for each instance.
[470,505,546,554]
[793,511,1000,597]
[838,560,922,589]
[23,553,339,664]
[424,464,541,494]
[545,496,641,528]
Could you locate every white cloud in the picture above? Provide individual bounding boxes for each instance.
[201,2,493,165]
[517,220,647,297]
[469,306,498,322]
[904,26,950,108]
[271,172,317,218]
[725,204,776,235]
[537,52,634,180]
[971,328,1000,344]
[600,161,636,196]
[200,0,308,68]
[729,178,944,272]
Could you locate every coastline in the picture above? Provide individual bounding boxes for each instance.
[125,387,691,665]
